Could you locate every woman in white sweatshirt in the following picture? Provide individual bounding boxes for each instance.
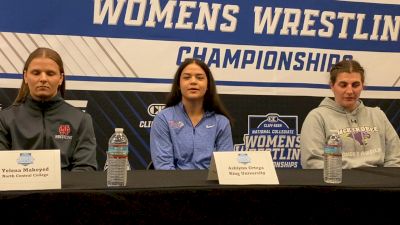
[300,59,400,169]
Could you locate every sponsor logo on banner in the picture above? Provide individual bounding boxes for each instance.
[147,104,166,117]
[234,113,301,169]
[139,103,166,129]
[58,125,71,136]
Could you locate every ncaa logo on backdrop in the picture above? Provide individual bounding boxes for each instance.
[234,113,301,169]
[139,103,166,128]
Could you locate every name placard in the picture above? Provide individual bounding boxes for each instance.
[208,151,279,185]
[0,150,61,191]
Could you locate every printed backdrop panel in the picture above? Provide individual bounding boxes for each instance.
[0,0,399,98]
[1,89,398,169]
[0,0,399,169]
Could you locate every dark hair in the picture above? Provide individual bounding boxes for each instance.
[329,59,365,85]
[14,47,65,104]
[166,58,233,124]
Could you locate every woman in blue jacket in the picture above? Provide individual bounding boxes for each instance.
[150,58,233,170]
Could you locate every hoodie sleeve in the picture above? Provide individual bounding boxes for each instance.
[150,112,176,170]
[300,109,326,169]
[380,110,400,167]
[215,115,233,152]
[70,113,98,171]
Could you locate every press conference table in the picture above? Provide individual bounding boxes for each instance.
[1,168,400,224]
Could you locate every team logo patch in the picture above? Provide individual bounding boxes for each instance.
[58,124,71,136]
[337,126,377,146]
[347,131,371,145]
[55,124,73,140]
[234,113,301,169]
[168,120,184,129]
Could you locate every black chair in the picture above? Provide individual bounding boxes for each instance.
[146,161,154,170]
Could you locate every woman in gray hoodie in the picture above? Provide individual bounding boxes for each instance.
[300,59,400,169]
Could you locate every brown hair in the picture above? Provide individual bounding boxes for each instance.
[329,59,365,85]
[166,58,233,124]
[14,47,65,104]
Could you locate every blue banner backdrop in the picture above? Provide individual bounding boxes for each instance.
[0,0,399,169]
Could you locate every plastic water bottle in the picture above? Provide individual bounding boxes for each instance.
[107,128,129,187]
[323,132,342,184]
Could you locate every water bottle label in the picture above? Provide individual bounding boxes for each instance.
[108,146,128,153]
[324,146,339,154]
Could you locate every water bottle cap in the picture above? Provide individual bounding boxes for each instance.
[115,128,124,133]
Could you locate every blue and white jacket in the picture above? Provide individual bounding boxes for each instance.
[150,102,233,170]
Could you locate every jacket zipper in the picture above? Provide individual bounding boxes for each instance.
[42,109,46,148]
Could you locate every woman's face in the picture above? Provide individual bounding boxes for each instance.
[24,57,63,101]
[179,63,208,103]
[330,72,364,111]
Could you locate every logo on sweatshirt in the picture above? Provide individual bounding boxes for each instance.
[58,124,71,136]
[55,124,72,140]
[346,131,371,145]
[338,126,377,146]
[168,120,184,129]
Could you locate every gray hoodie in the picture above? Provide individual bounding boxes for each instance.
[301,97,400,169]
